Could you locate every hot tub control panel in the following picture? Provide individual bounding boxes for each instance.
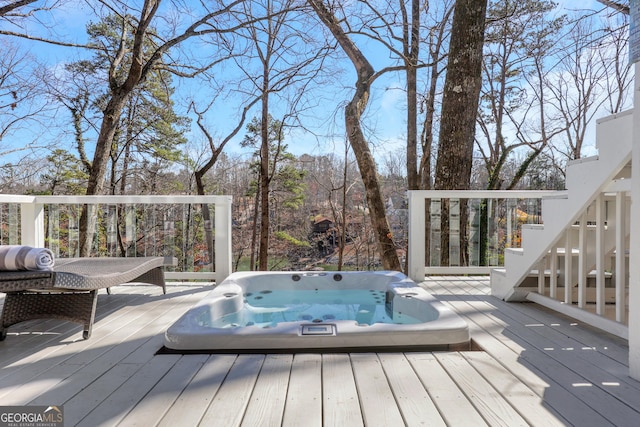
[301,324,336,336]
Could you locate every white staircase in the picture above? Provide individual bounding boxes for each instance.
[491,109,634,302]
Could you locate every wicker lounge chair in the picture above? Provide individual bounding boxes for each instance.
[0,256,174,340]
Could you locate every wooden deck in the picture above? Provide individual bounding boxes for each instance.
[1,276,639,426]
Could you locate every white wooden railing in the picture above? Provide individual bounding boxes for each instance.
[0,194,232,284]
[407,188,632,334]
[407,190,556,281]
[523,186,631,337]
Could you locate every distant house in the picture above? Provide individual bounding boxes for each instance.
[312,216,334,234]
[311,216,337,255]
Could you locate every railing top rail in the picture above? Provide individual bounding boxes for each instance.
[408,190,560,199]
[0,194,232,205]
[0,194,37,203]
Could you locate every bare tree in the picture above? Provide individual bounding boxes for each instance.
[0,40,51,161]
[306,148,360,270]
[476,0,566,191]
[307,0,401,271]
[77,0,263,255]
[187,95,260,267]
[229,0,332,270]
[595,0,629,14]
[547,12,631,164]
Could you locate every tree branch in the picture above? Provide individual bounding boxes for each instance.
[0,0,39,16]
[0,30,94,48]
[596,0,629,14]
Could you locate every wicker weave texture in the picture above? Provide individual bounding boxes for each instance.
[1,290,97,333]
[0,257,169,340]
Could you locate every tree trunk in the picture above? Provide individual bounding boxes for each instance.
[250,185,260,271]
[308,0,401,271]
[405,0,420,191]
[338,142,349,270]
[258,91,270,270]
[345,103,400,271]
[78,0,160,256]
[79,94,129,256]
[192,98,258,271]
[194,171,215,272]
[434,0,488,266]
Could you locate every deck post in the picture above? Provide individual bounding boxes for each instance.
[629,60,640,380]
[214,196,233,285]
[20,201,45,248]
[407,191,426,282]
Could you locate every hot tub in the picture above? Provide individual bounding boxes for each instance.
[164,271,469,352]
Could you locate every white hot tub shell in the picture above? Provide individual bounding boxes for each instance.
[164,270,470,352]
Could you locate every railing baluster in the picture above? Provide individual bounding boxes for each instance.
[537,258,545,294]
[578,211,588,309]
[549,245,558,298]
[596,194,606,316]
[615,192,627,323]
[564,227,575,304]
[564,230,573,304]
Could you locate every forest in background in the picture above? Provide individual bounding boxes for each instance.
[0,0,632,270]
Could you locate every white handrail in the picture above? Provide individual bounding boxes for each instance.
[0,194,233,284]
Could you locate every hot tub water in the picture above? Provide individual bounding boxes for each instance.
[201,289,425,329]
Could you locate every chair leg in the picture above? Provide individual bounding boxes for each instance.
[82,290,98,339]
[0,290,99,340]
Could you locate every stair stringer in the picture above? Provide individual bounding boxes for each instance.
[491,109,634,301]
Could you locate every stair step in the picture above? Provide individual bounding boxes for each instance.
[542,192,568,200]
[492,268,506,276]
[596,109,633,152]
[491,109,633,301]
[522,224,544,230]
[505,248,523,256]
[566,155,599,167]
[565,156,601,189]
[507,248,583,257]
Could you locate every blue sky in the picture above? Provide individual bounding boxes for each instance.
[0,0,630,175]
[0,0,420,171]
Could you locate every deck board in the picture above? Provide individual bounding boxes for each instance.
[460,351,567,426]
[405,352,488,426]
[377,352,445,426]
[120,354,209,426]
[157,355,237,427]
[241,354,292,427]
[76,354,181,427]
[1,278,640,426]
[199,354,264,426]
[321,353,364,426]
[430,278,640,424]
[434,352,529,427]
[283,353,323,427]
[350,353,406,426]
